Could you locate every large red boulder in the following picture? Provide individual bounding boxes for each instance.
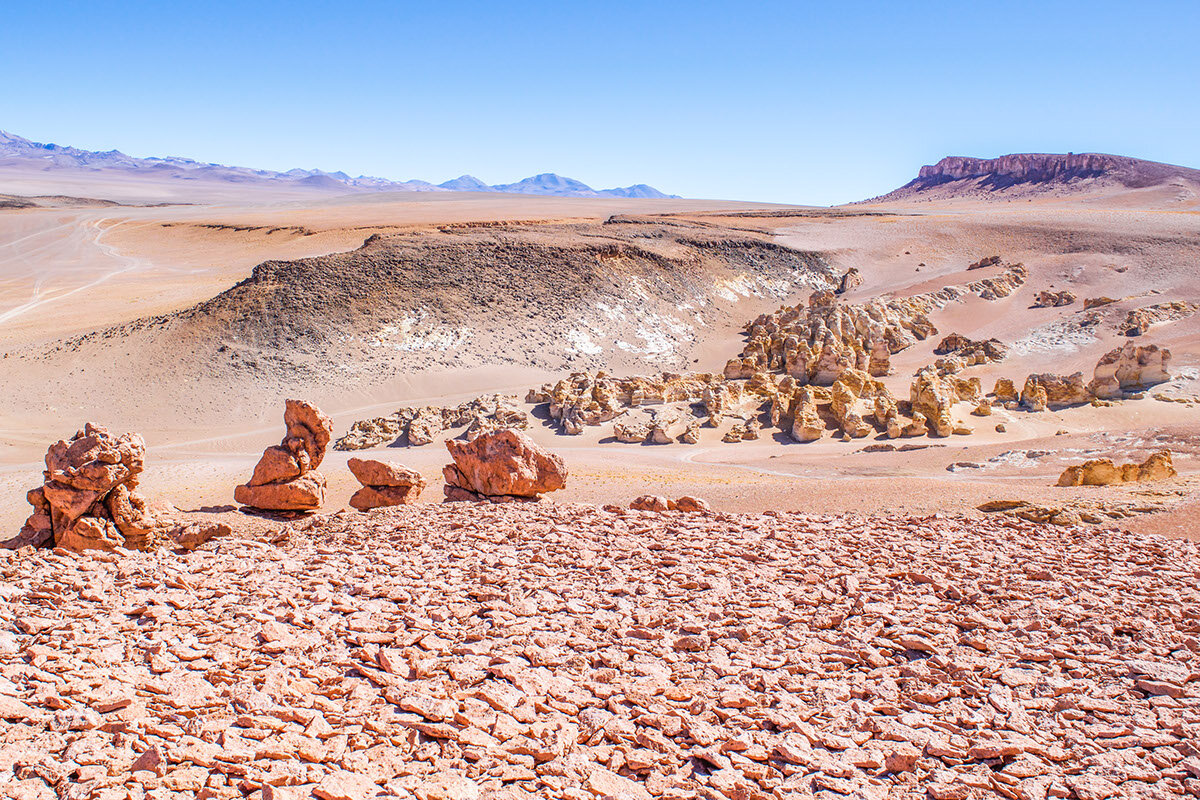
[442,430,566,502]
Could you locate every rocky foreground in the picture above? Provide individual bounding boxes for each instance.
[0,506,1198,800]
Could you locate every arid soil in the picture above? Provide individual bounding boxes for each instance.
[1,504,1198,800]
[2,159,1200,799]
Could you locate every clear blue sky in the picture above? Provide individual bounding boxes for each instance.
[2,0,1197,204]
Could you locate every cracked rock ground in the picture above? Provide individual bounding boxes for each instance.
[1,505,1198,800]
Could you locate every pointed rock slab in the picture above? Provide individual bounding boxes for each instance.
[235,472,326,510]
[347,458,424,488]
[249,445,302,486]
[443,429,566,499]
[284,399,333,470]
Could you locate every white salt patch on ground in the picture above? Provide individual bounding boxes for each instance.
[366,310,473,352]
[1008,319,1099,356]
[565,328,603,356]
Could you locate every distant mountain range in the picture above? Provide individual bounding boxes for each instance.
[0,130,678,199]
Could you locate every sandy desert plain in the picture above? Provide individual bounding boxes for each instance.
[2,156,1199,537]
[1,148,1200,800]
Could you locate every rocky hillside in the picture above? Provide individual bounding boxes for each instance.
[4,220,832,424]
[869,152,1200,203]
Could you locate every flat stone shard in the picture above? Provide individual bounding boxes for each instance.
[443,429,566,502]
[347,457,425,510]
[236,399,333,510]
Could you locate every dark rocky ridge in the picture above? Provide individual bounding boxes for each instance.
[30,220,832,408]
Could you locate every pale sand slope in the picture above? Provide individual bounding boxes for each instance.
[1,178,1198,537]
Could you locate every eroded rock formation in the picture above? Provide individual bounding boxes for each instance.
[1089,341,1172,399]
[1120,301,1197,336]
[1021,373,1089,410]
[11,425,152,550]
[531,372,721,435]
[835,267,863,294]
[7,424,229,552]
[348,458,426,511]
[335,394,526,449]
[443,429,566,503]
[1057,450,1177,486]
[235,400,332,511]
[933,333,1007,365]
[725,265,1026,383]
[1033,290,1076,308]
[910,368,957,437]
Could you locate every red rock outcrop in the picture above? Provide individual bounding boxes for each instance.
[347,458,426,511]
[10,424,151,550]
[6,424,229,552]
[235,400,333,511]
[443,429,566,503]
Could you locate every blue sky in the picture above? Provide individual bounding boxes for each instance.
[2,1,1197,204]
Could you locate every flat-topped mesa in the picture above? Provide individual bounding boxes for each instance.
[919,153,1136,184]
[235,399,333,511]
[726,264,1026,383]
[443,429,567,503]
[334,394,526,450]
[528,371,722,435]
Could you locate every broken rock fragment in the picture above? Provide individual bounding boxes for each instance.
[442,429,566,503]
[347,457,426,510]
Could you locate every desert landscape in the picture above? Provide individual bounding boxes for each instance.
[1,124,1199,800]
